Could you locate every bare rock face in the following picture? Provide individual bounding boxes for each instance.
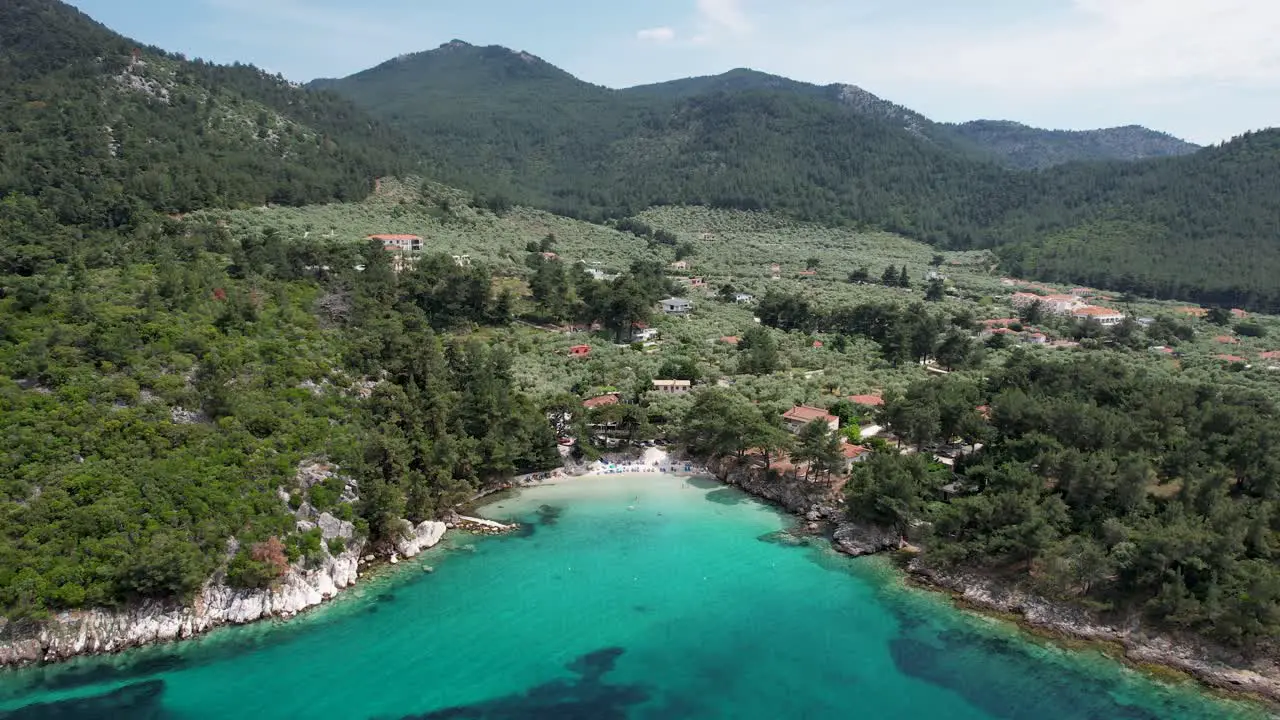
[394,521,448,559]
[832,522,899,557]
[317,512,354,540]
[0,541,365,665]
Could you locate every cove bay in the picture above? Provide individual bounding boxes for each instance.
[0,474,1260,719]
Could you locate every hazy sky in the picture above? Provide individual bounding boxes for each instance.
[66,0,1280,144]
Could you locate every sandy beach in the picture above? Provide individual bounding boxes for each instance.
[523,447,710,488]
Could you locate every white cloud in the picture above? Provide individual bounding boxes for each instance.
[696,0,752,37]
[637,27,677,43]
[699,0,1280,141]
[887,0,1280,93]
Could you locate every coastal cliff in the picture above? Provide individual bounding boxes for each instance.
[907,560,1280,706]
[0,518,449,666]
[709,457,840,520]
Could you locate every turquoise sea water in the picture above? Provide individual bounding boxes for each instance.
[0,474,1267,719]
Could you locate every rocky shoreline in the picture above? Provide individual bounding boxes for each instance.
[0,513,519,667]
[905,561,1280,710]
[709,455,1280,712]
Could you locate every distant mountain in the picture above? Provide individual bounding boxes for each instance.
[950,120,1200,169]
[0,0,410,231]
[315,45,1280,310]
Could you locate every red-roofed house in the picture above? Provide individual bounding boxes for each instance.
[583,393,620,409]
[841,443,870,470]
[1261,351,1280,360]
[849,394,884,407]
[782,406,839,434]
[812,340,824,349]
[1232,308,1249,319]
[569,344,591,358]
[720,336,740,346]
[798,270,818,278]
[1071,306,1125,326]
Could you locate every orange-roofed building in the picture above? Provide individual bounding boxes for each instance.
[1071,305,1125,326]
[1260,351,1280,360]
[720,336,740,345]
[582,393,620,409]
[782,406,839,434]
[1232,308,1249,319]
[849,394,884,407]
[841,443,870,469]
[569,344,592,358]
[1216,354,1248,363]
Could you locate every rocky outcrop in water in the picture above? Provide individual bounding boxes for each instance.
[831,522,899,557]
[907,560,1280,706]
[709,457,839,519]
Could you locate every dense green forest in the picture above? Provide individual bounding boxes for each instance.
[0,0,410,232]
[949,120,1198,170]
[847,355,1280,648]
[0,221,566,617]
[315,41,1280,311]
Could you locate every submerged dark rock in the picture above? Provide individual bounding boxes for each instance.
[400,647,649,720]
[0,679,168,719]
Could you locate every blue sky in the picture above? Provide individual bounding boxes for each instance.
[66,0,1280,144]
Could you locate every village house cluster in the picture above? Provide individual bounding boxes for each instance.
[1010,290,1125,326]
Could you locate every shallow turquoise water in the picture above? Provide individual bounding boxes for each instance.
[0,474,1266,719]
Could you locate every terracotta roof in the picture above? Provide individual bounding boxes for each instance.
[1216,354,1247,363]
[720,336,740,345]
[583,394,619,409]
[1260,351,1280,360]
[841,444,869,460]
[1214,335,1240,344]
[982,318,1019,327]
[812,340,823,348]
[1232,308,1249,318]
[367,234,421,241]
[783,406,837,424]
[849,394,884,407]
[1072,305,1123,317]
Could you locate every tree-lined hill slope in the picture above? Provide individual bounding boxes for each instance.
[951,120,1200,169]
[0,0,411,232]
[314,43,1280,310]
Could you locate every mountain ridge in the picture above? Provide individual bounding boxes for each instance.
[0,0,410,234]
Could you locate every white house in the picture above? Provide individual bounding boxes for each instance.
[652,379,692,394]
[661,297,693,315]
[1071,306,1125,326]
[631,327,659,343]
[733,293,754,304]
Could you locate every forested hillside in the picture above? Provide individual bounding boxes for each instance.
[0,0,410,233]
[950,121,1199,170]
[312,41,1280,310]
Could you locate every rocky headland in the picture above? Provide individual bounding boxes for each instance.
[0,461,515,667]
